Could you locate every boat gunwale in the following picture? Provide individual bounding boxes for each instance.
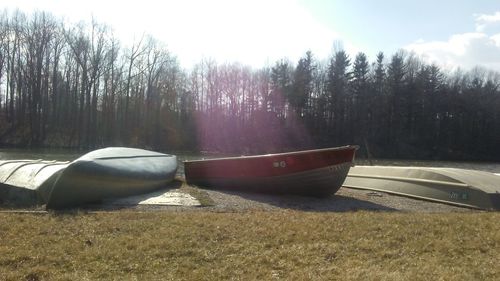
[347,173,471,189]
[342,184,484,209]
[183,145,358,163]
[79,155,175,161]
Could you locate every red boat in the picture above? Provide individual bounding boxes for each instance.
[184,145,358,196]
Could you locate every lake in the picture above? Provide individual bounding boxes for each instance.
[1,148,500,174]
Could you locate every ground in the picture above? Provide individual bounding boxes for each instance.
[197,186,473,213]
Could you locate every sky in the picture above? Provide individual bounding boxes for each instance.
[3,0,500,71]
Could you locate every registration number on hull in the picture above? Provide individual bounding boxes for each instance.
[450,192,469,200]
[273,161,286,168]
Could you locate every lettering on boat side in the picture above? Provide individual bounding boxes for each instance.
[273,161,287,168]
[450,192,469,200]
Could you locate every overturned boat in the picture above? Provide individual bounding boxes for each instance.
[46,147,178,209]
[343,166,500,210]
[0,160,69,206]
[0,147,178,209]
[184,146,358,196]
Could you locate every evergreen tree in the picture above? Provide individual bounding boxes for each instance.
[386,51,407,146]
[325,50,351,143]
[270,59,292,119]
[351,52,370,141]
[291,51,315,117]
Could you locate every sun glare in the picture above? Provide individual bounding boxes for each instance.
[4,0,340,68]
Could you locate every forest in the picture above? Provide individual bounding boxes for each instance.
[0,10,499,160]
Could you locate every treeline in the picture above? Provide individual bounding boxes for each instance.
[0,10,499,160]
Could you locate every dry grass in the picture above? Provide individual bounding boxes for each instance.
[0,211,499,281]
[178,181,215,207]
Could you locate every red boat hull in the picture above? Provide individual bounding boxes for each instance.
[184,146,357,196]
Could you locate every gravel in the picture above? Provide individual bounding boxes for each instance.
[196,186,475,213]
[0,186,477,213]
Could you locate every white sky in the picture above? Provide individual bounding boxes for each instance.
[2,0,348,68]
[2,0,500,72]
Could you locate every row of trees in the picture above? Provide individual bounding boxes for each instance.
[0,10,499,160]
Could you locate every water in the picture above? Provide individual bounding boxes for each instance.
[0,148,82,162]
[1,148,500,174]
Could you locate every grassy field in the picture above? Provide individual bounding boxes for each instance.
[1,211,499,281]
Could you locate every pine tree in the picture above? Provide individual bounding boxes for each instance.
[386,51,407,145]
[291,51,315,117]
[351,52,370,141]
[325,50,351,143]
